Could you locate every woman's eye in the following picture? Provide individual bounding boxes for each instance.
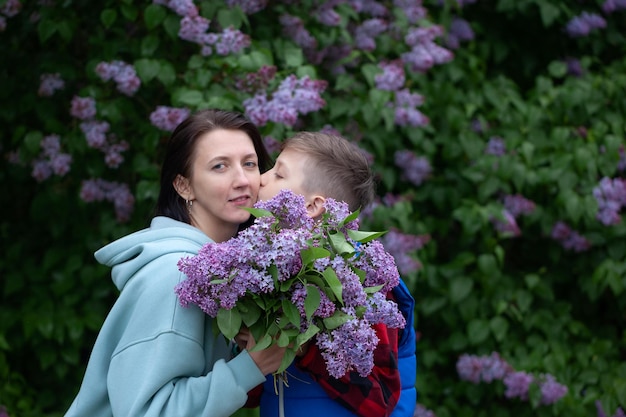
[244,161,258,168]
[212,163,226,170]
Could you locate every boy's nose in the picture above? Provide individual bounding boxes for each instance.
[260,171,269,187]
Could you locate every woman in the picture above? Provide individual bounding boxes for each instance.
[64,109,286,417]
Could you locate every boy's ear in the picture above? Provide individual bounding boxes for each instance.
[173,174,193,201]
[306,195,326,219]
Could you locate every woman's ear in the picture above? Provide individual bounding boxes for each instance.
[306,195,326,219]
[173,174,193,201]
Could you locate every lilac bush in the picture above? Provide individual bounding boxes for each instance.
[1,0,625,416]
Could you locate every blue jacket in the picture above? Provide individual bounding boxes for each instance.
[259,279,417,417]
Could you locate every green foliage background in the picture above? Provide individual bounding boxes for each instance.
[1,0,625,416]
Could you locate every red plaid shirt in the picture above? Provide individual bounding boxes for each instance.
[246,320,401,417]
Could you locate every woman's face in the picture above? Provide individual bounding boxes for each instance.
[179,129,261,242]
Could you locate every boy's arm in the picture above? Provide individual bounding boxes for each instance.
[295,322,401,417]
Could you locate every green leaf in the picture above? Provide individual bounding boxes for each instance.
[277,348,297,374]
[216,308,242,339]
[141,35,160,57]
[322,311,351,330]
[489,316,509,342]
[304,285,321,320]
[277,330,291,347]
[283,46,304,68]
[134,59,161,83]
[239,301,262,327]
[120,3,138,21]
[156,61,177,86]
[449,277,473,303]
[361,63,380,88]
[467,319,490,345]
[38,19,57,43]
[347,229,386,243]
[241,207,274,219]
[172,88,204,106]
[144,3,167,30]
[322,267,343,304]
[100,9,117,28]
[296,324,319,346]
[538,2,560,26]
[328,232,354,255]
[300,247,331,265]
[282,299,301,327]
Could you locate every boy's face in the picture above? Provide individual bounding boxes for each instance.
[259,148,310,202]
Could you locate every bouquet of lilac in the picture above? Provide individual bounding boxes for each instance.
[176,189,406,377]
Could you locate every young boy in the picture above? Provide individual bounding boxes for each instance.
[242,131,417,417]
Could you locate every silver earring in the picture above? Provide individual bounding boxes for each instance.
[186,199,193,211]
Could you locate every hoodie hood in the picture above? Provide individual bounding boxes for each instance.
[95,216,212,291]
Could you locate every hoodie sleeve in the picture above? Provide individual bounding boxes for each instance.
[108,334,265,417]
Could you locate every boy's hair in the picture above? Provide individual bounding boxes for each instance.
[282,131,376,211]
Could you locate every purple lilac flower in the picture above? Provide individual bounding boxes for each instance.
[491,209,521,237]
[178,15,210,42]
[263,136,281,154]
[503,371,534,400]
[413,404,436,417]
[0,16,6,31]
[103,141,129,168]
[565,12,607,37]
[1,0,21,17]
[456,354,483,383]
[405,26,444,47]
[292,282,336,321]
[354,18,388,51]
[375,60,405,91]
[348,0,388,16]
[80,178,135,222]
[316,317,379,378]
[316,2,341,26]
[80,120,110,149]
[214,27,250,55]
[593,177,626,225]
[381,229,429,275]
[155,0,198,17]
[226,0,267,14]
[393,89,429,127]
[31,134,72,181]
[538,374,568,405]
[394,150,431,185]
[243,75,327,127]
[615,408,626,417]
[551,221,591,252]
[70,96,97,120]
[255,189,315,229]
[485,136,506,156]
[38,73,65,96]
[364,292,406,329]
[597,400,608,417]
[457,352,513,384]
[394,0,426,24]
[353,239,400,294]
[149,106,191,132]
[95,61,141,96]
[446,17,474,49]
[618,146,626,172]
[564,57,584,77]
[236,65,277,93]
[280,14,317,49]
[503,194,536,217]
[602,0,626,13]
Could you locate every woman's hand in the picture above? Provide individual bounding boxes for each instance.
[235,327,287,375]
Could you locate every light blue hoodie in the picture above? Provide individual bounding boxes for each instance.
[64,216,265,417]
